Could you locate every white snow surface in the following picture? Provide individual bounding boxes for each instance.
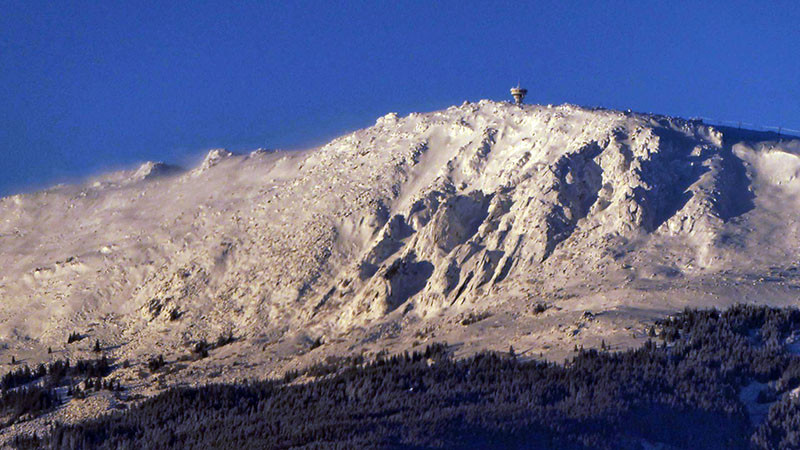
[2,100,800,429]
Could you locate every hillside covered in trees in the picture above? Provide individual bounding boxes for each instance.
[9,304,800,449]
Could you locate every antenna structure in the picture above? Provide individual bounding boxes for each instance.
[510,84,528,105]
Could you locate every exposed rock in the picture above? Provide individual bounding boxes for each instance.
[1,101,800,429]
[131,161,182,182]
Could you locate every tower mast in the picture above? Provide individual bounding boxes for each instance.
[510,84,528,105]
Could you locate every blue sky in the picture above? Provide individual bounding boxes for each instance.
[1,1,799,195]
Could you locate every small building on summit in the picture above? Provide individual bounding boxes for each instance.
[510,85,528,105]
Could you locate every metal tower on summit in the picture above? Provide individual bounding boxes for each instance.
[510,85,528,105]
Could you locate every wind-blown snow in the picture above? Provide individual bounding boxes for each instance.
[1,100,800,409]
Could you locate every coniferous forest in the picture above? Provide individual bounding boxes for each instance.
[8,304,800,449]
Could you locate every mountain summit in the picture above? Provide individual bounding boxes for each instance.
[2,100,800,391]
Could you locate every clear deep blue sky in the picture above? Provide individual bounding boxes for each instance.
[1,1,799,196]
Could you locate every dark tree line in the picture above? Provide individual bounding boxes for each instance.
[0,386,60,425]
[0,357,112,424]
[2,357,111,391]
[10,305,800,449]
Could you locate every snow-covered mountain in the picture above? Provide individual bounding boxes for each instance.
[2,100,800,399]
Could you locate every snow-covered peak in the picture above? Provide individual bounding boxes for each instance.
[1,101,799,413]
[131,161,182,182]
[194,148,234,175]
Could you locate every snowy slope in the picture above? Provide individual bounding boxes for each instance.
[1,100,800,399]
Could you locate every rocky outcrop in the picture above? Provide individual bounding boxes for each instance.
[0,100,797,367]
